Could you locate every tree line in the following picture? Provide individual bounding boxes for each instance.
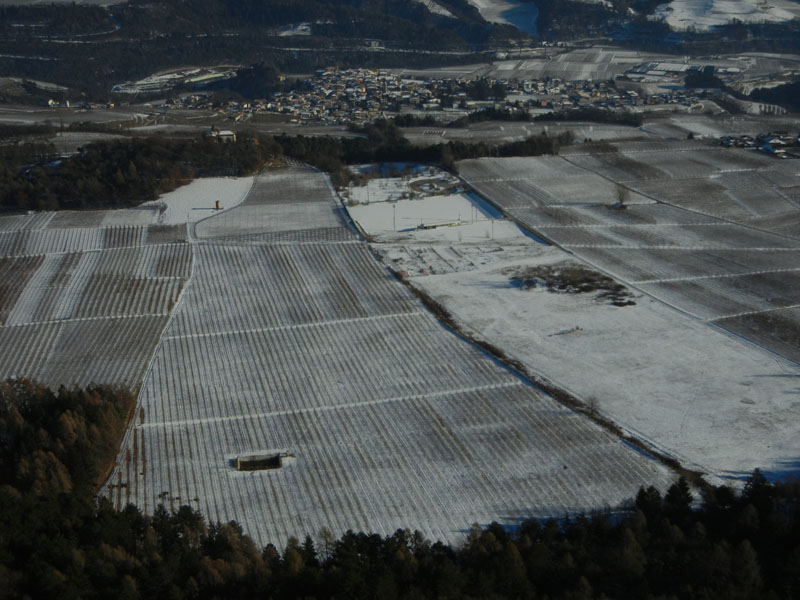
[534,106,643,127]
[1,123,571,213]
[2,378,800,599]
[394,105,642,130]
[0,134,277,213]
[281,118,573,186]
[750,80,800,113]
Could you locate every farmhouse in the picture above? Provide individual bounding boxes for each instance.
[204,127,237,142]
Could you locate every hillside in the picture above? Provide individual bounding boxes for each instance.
[0,0,521,100]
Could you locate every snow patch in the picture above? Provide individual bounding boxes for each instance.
[142,176,255,225]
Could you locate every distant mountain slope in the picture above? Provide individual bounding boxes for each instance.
[0,0,524,97]
[653,0,800,31]
[465,0,540,35]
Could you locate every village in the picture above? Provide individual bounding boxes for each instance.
[152,65,727,125]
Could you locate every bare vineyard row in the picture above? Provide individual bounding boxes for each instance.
[3,244,191,326]
[559,140,726,156]
[630,179,796,222]
[566,203,725,227]
[244,168,338,206]
[5,253,82,325]
[639,270,800,321]
[577,247,800,283]
[47,210,108,230]
[0,321,61,380]
[0,211,54,233]
[0,255,45,325]
[0,315,168,387]
[72,276,183,319]
[145,310,518,426]
[564,153,666,182]
[0,224,190,259]
[115,381,672,548]
[199,226,357,246]
[534,223,800,250]
[195,202,345,239]
[171,243,419,336]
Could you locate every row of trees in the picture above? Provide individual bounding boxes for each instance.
[2,377,799,599]
[0,379,135,498]
[533,106,643,127]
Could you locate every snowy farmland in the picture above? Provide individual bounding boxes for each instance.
[448,150,800,481]
[0,176,252,387]
[7,156,792,550]
[102,165,677,549]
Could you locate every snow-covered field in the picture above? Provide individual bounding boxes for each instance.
[349,193,501,235]
[142,176,254,225]
[344,160,800,482]
[451,154,800,482]
[654,0,800,30]
[410,251,800,483]
[0,176,252,388]
[8,157,797,551]
[105,166,676,549]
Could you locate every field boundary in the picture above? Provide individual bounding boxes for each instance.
[387,265,709,489]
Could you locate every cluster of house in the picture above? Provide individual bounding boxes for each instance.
[633,89,710,108]
[721,132,800,158]
[203,126,237,143]
[511,78,622,110]
[511,81,711,110]
[163,69,650,123]
[261,68,420,123]
[151,67,724,125]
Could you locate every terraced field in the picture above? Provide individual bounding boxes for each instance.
[103,166,675,549]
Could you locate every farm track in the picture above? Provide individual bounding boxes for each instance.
[106,166,676,549]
